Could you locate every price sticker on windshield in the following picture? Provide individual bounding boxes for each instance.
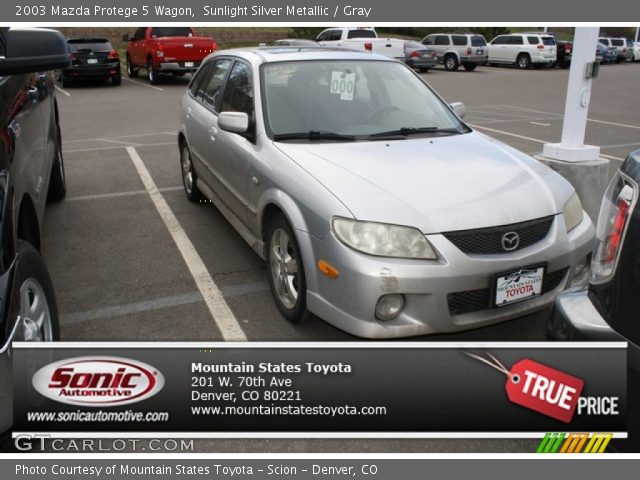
[330,71,356,101]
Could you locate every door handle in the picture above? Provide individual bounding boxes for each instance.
[186,106,192,119]
[28,87,39,102]
[210,126,218,141]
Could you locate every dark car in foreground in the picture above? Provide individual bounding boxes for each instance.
[549,150,640,371]
[60,37,121,87]
[0,27,70,432]
[403,40,437,72]
[555,40,572,68]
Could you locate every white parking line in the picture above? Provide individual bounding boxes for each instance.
[65,132,176,144]
[470,124,625,162]
[122,77,164,91]
[63,141,175,154]
[528,122,551,127]
[490,105,640,130]
[66,186,182,202]
[588,118,640,130]
[54,85,70,97]
[126,146,246,341]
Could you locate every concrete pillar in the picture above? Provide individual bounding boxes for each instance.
[536,27,609,222]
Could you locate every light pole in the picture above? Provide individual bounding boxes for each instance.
[538,27,609,221]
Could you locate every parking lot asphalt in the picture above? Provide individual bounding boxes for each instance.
[42,61,640,452]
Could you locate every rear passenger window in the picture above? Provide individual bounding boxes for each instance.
[203,59,232,110]
[527,36,539,45]
[434,35,449,46]
[221,62,254,120]
[452,35,467,46]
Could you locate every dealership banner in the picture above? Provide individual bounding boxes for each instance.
[2,0,639,22]
[12,342,627,437]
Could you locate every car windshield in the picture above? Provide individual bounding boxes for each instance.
[262,60,466,140]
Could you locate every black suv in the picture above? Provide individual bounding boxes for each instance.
[60,37,121,87]
[0,27,70,432]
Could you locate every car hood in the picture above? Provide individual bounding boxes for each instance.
[274,131,574,234]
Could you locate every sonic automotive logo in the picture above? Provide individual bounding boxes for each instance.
[32,357,164,406]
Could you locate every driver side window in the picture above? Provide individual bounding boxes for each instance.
[221,62,254,122]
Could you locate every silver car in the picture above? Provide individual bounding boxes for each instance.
[178,48,594,338]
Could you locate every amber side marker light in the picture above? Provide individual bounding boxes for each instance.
[318,260,340,278]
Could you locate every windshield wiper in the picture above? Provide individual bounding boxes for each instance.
[273,131,356,141]
[368,127,462,138]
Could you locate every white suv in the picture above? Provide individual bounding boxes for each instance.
[421,33,488,71]
[488,33,557,69]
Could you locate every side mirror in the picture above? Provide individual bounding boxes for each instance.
[450,101,466,119]
[0,28,70,75]
[218,112,249,134]
[122,34,130,42]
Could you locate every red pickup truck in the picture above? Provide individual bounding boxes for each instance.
[125,27,217,84]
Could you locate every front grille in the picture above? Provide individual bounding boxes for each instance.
[443,216,555,254]
[447,267,569,315]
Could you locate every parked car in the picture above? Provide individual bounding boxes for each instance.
[315,27,404,60]
[549,150,640,371]
[0,27,70,432]
[403,40,437,72]
[178,48,594,338]
[555,40,572,68]
[599,37,631,63]
[125,27,217,84]
[596,42,618,64]
[488,33,557,69]
[625,38,636,61]
[271,39,318,47]
[420,33,488,71]
[59,37,121,87]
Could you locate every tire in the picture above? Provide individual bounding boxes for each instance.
[47,126,66,202]
[60,73,71,88]
[516,53,531,69]
[443,54,459,71]
[179,142,203,202]
[463,63,477,71]
[147,59,159,85]
[418,67,430,73]
[13,240,60,342]
[126,56,138,78]
[266,213,310,324]
[112,73,122,86]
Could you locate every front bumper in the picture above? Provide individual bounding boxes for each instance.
[302,213,594,338]
[552,289,640,371]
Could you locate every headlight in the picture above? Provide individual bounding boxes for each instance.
[332,217,437,259]
[563,192,584,233]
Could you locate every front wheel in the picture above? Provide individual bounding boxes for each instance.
[112,73,122,86]
[180,142,203,202]
[266,214,310,324]
[443,55,459,71]
[13,240,60,343]
[126,56,138,78]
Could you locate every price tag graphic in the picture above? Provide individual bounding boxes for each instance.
[465,352,584,423]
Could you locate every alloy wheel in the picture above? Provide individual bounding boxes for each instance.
[19,278,53,342]
[269,228,299,309]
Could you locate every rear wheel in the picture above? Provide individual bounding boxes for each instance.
[516,53,531,69]
[147,59,159,85]
[47,126,66,202]
[112,72,122,86]
[463,63,477,71]
[418,67,430,72]
[126,56,138,78]
[266,214,310,324]
[60,73,71,88]
[180,142,203,202]
[443,54,459,71]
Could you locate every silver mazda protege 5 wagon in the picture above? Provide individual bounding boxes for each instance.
[178,47,594,338]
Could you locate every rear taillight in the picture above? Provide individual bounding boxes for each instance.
[70,53,77,62]
[591,175,636,284]
[410,51,420,58]
[466,47,472,55]
[565,45,571,52]
[108,49,119,59]
[364,42,372,51]
[537,44,545,50]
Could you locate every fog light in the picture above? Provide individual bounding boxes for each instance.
[375,294,404,321]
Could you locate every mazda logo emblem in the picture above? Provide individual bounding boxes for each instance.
[501,232,520,251]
